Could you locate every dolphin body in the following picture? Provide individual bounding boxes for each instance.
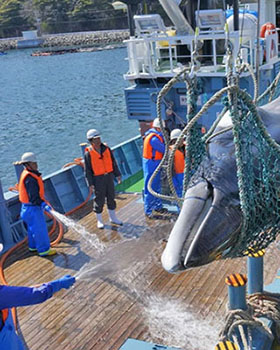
[161,96,280,273]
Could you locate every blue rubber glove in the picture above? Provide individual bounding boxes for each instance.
[50,275,76,293]
[41,201,52,213]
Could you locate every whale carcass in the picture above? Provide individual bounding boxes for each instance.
[162,96,280,273]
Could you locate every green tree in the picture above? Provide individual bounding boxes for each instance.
[0,0,29,37]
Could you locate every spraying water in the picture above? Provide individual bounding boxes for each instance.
[50,210,223,349]
[143,296,222,350]
[51,210,106,254]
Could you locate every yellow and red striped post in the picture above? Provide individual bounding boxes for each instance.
[225,273,247,310]
[246,249,265,294]
[214,340,239,350]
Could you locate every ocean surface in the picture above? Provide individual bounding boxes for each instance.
[0,47,138,192]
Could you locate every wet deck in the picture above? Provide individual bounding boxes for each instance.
[3,193,280,350]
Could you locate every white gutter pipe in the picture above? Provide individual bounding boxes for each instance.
[159,0,194,35]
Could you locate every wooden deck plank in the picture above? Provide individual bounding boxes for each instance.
[2,193,280,349]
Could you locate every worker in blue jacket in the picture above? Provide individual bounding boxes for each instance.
[18,152,56,257]
[0,247,75,350]
[142,118,167,217]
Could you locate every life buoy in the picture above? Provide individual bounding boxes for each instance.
[260,22,276,39]
[260,22,277,60]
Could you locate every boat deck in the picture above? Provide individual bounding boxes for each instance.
[3,193,280,350]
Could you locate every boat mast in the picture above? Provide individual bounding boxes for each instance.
[121,0,141,36]
[233,0,239,30]
[255,0,261,97]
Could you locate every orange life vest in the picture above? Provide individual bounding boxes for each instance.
[143,132,164,160]
[1,309,8,322]
[170,146,185,174]
[87,146,113,176]
[19,169,45,204]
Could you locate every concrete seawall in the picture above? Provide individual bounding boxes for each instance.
[0,30,130,51]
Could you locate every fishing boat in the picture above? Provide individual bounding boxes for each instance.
[123,0,280,135]
[2,1,280,349]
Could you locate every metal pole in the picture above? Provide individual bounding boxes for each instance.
[13,162,24,182]
[80,143,88,156]
[225,273,247,310]
[0,180,13,248]
[214,340,238,350]
[233,0,239,31]
[255,0,261,97]
[247,249,264,294]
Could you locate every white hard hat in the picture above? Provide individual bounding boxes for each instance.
[87,129,100,140]
[19,152,37,164]
[152,118,164,128]
[0,243,3,252]
[170,129,182,141]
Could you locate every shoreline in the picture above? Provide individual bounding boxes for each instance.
[0,30,130,51]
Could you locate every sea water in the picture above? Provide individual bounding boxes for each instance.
[51,211,221,349]
[0,48,138,191]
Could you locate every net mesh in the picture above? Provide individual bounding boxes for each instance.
[183,73,280,258]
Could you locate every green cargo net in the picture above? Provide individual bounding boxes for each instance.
[183,79,280,258]
[149,64,280,257]
[227,87,280,257]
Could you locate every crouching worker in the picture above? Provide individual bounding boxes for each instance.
[0,252,75,350]
[18,152,56,257]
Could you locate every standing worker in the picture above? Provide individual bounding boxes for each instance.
[18,152,56,257]
[169,129,185,198]
[0,245,75,349]
[142,118,167,218]
[84,129,123,229]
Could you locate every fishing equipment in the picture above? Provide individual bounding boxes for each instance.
[148,18,280,258]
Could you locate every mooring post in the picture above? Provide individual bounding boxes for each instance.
[247,249,264,294]
[214,340,239,350]
[13,162,24,182]
[0,180,13,248]
[80,143,87,156]
[225,273,247,310]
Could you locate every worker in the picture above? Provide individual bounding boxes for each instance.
[0,244,75,349]
[169,128,185,199]
[18,152,56,257]
[84,129,122,229]
[142,118,167,218]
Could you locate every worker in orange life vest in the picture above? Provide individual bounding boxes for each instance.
[142,118,167,217]
[84,129,122,229]
[0,241,75,350]
[169,129,185,199]
[18,152,56,257]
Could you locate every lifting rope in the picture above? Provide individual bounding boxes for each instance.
[148,25,280,257]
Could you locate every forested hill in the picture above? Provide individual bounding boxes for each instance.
[0,0,165,38]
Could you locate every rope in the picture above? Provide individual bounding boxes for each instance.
[257,70,280,106]
[219,291,280,349]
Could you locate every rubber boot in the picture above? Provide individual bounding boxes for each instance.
[96,213,104,229]
[108,209,123,225]
[39,248,57,257]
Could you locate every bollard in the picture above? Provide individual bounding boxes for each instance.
[80,143,88,156]
[0,180,13,248]
[13,162,24,182]
[246,249,264,295]
[214,340,239,350]
[225,273,247,310]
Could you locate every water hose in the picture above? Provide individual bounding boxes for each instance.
[0,159,92,329]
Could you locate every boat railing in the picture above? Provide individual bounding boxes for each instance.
[124,29,278,80]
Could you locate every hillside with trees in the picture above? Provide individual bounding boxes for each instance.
[0,0,165,38]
